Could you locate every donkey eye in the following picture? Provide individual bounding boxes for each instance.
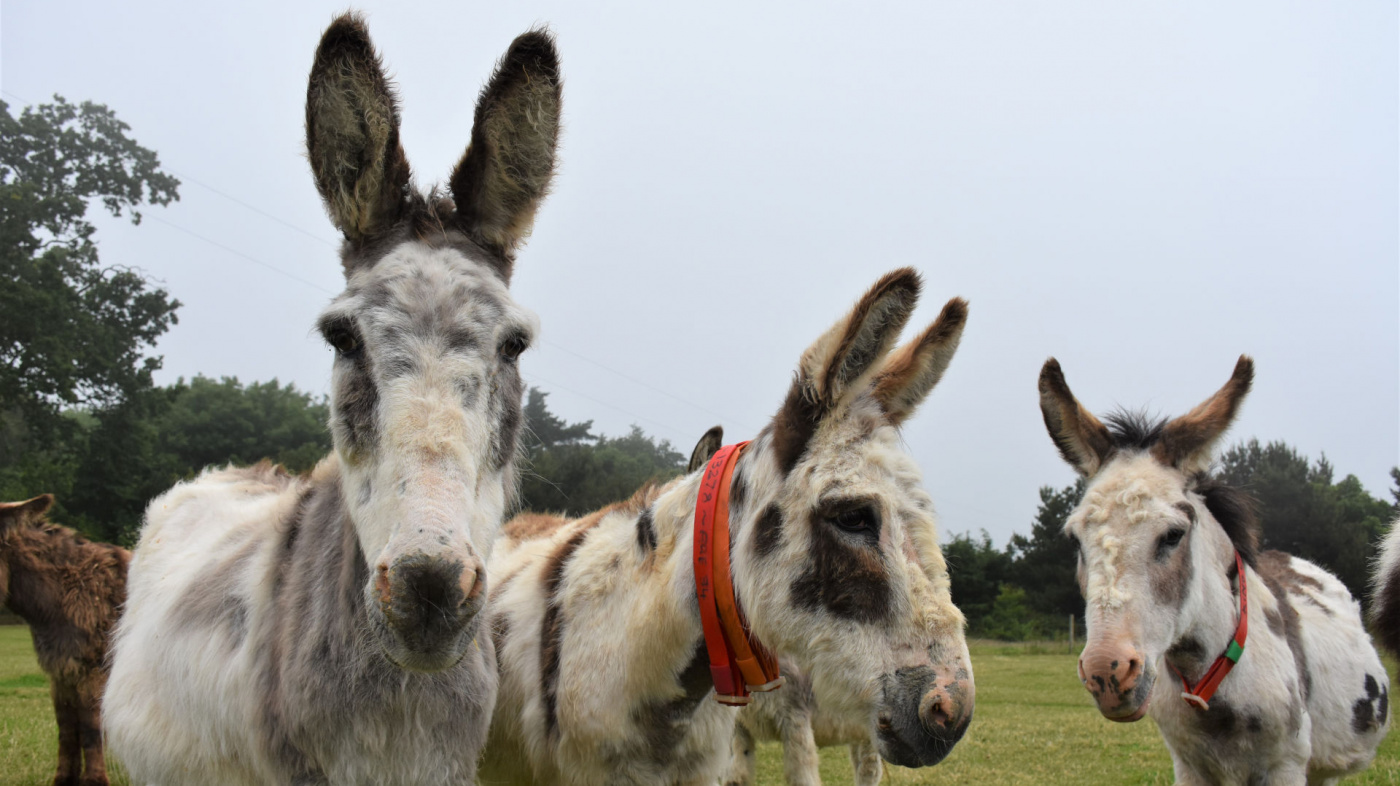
[324,325,362,358]
[1156,528,1186,559]
[499,332,529,364]
[828,506,878,536]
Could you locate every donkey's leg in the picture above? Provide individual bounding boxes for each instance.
[721,723,757,786]
[849,738,882,785]
[50,683,81,786]
[778,715,821,786]
[75,677,109,786]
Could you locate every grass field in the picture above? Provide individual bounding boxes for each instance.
[1,628,1397,785]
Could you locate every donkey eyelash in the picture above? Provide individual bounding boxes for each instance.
[319,318,363,359]
[1155,527,1187,560]
[498,331,530,363]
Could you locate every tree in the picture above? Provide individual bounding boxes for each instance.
[518,388,685,516]
[1389,467,1400,514]
[1006,480,1086,623]
[62,376,330,543]
[0,96,180,496]
[1217,439,1391,600]
[943,530,1014,636]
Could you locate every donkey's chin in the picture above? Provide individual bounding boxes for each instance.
[1095,671,1155,723]
[366,593,480,673]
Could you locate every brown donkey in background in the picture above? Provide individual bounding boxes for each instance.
[1,494,128,786]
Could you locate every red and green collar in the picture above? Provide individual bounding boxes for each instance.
[1167,551,1248,711]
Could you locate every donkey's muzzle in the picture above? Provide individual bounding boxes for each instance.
[1078,641,1153,721]
[875,665,973,768]
[375,552,485,671]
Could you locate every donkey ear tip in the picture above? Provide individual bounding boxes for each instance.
[940,296,970,323]
[508,29,562,75]
[319,12,373,49]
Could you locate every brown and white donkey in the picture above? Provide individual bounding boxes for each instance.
[482,269,974,785]
[1041,356,1388,785]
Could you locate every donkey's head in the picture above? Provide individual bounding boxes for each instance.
[727,269,973,767]
[306,14,560,672]
[0,494,55,607]
[1039,356,1257,721]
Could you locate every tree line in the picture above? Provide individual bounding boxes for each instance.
[947,443,1399,640]
[3,95,1396,638]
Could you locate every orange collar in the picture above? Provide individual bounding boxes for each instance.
[692,442,783,705]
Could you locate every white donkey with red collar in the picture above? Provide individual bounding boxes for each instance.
[483,269,975,785]
[1039,356,1388,785]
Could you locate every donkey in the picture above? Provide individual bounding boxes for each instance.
[102,14,560,784]
[1368,518,1400,658]
[1039,356,1389,785]
[1,494,128,786]
[725,657,883,786]
[679,437,882,786]
[481,269,975,785]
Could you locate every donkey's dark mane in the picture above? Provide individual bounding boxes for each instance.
[1193,475,1260,568]
[1103,410,1167,451]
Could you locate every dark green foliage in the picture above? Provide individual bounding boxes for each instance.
[1007,480,1086,622]
[517,388,685,517]
[0,97,180,448]
[1218,439,1392,601]
[944,531,1013,634]
[153,376,330,478]
[0,95,181,535]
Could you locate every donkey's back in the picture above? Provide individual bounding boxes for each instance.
[1260,550,1389,779]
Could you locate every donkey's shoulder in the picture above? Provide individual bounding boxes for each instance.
[137,458,327,556]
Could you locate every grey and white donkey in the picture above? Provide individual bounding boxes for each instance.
[1040,356,1389,785]
[103,14,561,784]
[482,269,975,785]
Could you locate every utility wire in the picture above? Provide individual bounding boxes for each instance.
[0,87,752,435]
[148,215,705,443]
[148,216,336,297]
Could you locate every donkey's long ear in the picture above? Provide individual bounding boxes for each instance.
[771,268,921,473]
[1039,359,1113,477]
[1152,355,1253,474]
[0,494,54,531]
[306,13,412,247]
[688,426,724,473]
[872,297,968,425]
[451,30,562,263]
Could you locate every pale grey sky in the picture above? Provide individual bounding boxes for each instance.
[3,1,1396,545]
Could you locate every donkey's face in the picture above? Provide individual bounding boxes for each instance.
[732,270,974,767]
[1039,356,1254,721]
[305,14,560,672]
[0,494,54,607]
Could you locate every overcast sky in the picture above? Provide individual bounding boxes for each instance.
[3,1,1395,545]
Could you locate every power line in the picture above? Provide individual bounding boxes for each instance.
[149,216,702,442]
[521,372,694,446]
[538,339,757,433]
[148,216,336,296]
[172,173,339,248]
[1,87,752,434]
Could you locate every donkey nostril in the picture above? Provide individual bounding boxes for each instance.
[877,712,893,731]
[919,690,952,731]
[1127,659,1141,678]
[460,564,484,604]
[375,563,391,605]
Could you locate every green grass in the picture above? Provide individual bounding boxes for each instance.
[0,627,1396,784]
